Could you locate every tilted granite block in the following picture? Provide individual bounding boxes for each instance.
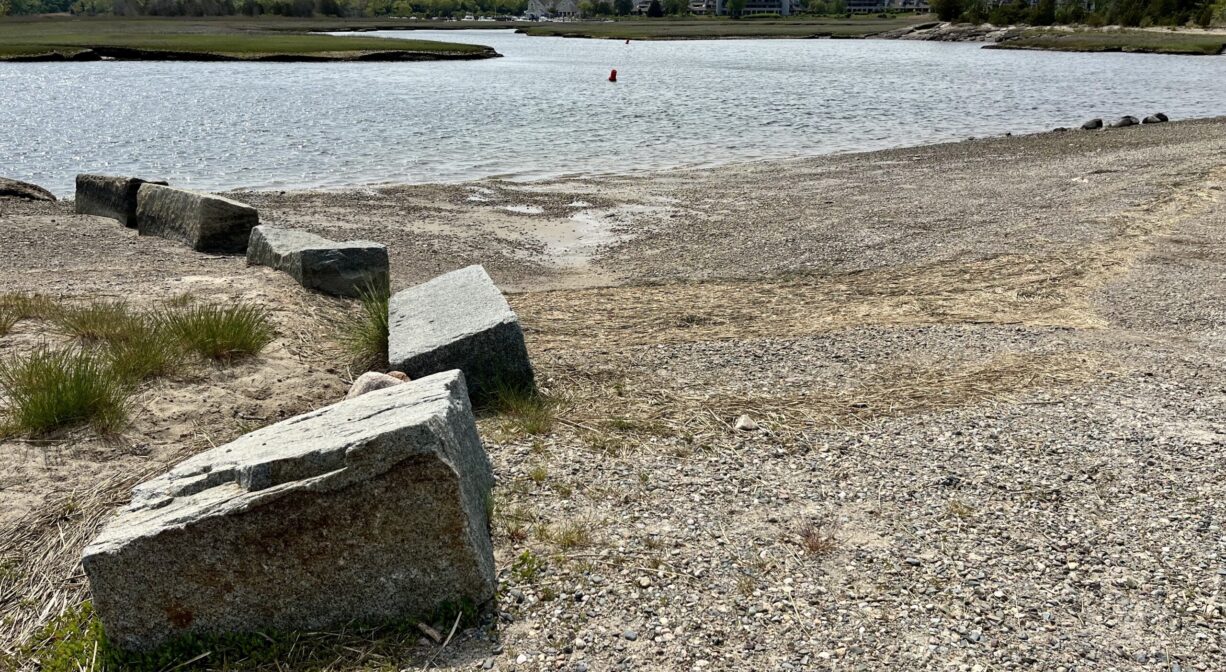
[0,177,55,201]
[135,184,258,253]
[246,225,389,298]
[388,265,534,401]
[82,370,495,652]
[75,174,167,227]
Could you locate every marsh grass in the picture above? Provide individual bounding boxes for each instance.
[0,346,130,436]
[0,17,492,60]
[339,284,390,371]
[164,303,274,362]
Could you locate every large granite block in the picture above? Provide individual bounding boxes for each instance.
[246,225,389,298]
[0,177,55,201]
[135,184,258,253]
[82,370,495,652]
[388,265,534,401]
[75,174,167,227]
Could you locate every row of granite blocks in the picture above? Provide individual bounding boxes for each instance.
[73,174,534,652]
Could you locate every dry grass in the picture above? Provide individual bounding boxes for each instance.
[513,253,1109,354]
[548,351,1105,451]
[0,467,167,659]
[796,520,838,558]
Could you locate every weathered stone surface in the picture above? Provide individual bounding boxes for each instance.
[1143,113,1169,124]
[246,225,389,298]
[345,371,405,399]
[75,174,167,227]
[135,184,258,253]
[1081,118,1103,130]
[1108,116,1139,128]
[0,177,56,201]
[388,265,534,401]
[82,370,495,652]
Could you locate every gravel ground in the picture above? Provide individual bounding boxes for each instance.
[0,118,1223,670]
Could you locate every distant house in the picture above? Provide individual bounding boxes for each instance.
[526,0,580,17]
[848,0,930,10]
[714,0,792,14]
[845,0,888,12]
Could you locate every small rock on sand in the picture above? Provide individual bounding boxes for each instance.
[346,371,407,399]
[734,414,758,431]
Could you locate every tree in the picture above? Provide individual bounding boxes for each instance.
[1030,0,1055,24]
[646,0,662,14]
[929,0,962,20]
[724,0,743,15]
[1196,2,1213,27]
[662,0,685,13]
[613,0,630,13]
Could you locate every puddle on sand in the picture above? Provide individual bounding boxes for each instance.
[501,204,546,215]
[528,204,669,268]
[466,187,495,203]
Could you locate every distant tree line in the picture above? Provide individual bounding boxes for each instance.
[0,0,528,17]
[931,0,1220,28]
[0,0,1219,26]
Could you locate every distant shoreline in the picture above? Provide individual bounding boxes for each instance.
[0,17,500,63]
[1,46,498,63]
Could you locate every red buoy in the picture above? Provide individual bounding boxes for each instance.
[608,69,617,82]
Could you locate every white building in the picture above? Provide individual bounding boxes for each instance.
[714,0,792,15]
[526,0,581,17]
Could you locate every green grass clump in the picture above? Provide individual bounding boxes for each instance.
[0,307,15,338]
[163,303,274,362]
[339,285,390,372]
[51,300,144,343]
[491,381,554,436]
[104,326,184,384]
[0,292,57,320]
[0,346,130,436]
[0,293,57,336]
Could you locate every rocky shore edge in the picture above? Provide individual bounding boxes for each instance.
[875,21,1226,55]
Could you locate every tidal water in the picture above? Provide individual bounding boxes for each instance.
[1,29,1223,196]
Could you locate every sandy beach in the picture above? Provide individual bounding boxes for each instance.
[1,117,1224,669]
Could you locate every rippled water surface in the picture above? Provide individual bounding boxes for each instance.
[2,30,1223,195]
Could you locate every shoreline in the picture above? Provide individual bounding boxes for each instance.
[3,116,1226,669]
[19,114,1215,202]
[1,46,499,62]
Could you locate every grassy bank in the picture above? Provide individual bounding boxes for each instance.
[994,27,1226,55]
[0,16,498,61]
[512,15,931,39]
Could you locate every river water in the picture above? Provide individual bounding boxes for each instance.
[2,29,1223,196]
